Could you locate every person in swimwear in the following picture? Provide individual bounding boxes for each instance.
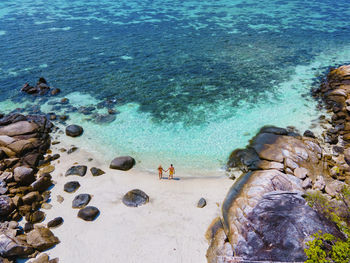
[165,164,175,180]
[158,165,164,179]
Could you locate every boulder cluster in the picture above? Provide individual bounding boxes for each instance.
[206,65,350,263]
[21,78,60,96]
[0,114,59,262]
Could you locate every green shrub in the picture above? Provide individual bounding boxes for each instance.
[304,186,350,263]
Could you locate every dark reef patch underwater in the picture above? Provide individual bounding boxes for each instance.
[0,0,350,174]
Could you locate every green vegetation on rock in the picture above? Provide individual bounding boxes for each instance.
[305,186,350,263]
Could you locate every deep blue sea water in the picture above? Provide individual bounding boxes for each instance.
[0,0,350,175]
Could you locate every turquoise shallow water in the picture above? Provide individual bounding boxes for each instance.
[0,0,350,175]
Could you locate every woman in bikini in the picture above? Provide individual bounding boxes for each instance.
[158,165,164,179]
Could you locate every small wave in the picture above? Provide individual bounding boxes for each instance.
[48,27,71,31]
[0,30,6,36]
[120,55,133,60]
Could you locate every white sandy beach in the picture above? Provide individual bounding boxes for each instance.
[34,132,232,263]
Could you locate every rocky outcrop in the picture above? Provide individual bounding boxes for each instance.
[21,78,60,96]
[207,65,350,263]
[0,114,60,261]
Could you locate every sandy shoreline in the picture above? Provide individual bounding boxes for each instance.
[34,132,232,263]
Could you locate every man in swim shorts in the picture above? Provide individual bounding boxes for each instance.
[166,164,175,180]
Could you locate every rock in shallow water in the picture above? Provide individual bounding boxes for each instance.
[65,165,87,177]
[64,181,80,193]
[122,189,149,207]
[110,156,135,171]
[65,124,83,137]
[77,206,99,221]
[72,194,91,208]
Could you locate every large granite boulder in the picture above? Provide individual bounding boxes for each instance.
[233,191,341,262]
[0,121,38,137]
[110,156,135,171]
[0,234,34,257]
[65,125,83,137]
[13,166,35,185]
[0,195,14,217]
[122,189,149,207]
[26,227,60,251]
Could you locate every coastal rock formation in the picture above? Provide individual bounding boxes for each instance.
[122,189,149,207]
[65,125,83,137]
[207,65,350,263]
[21,78,59,96]
[0,113,60,261]
[110,156,136,171]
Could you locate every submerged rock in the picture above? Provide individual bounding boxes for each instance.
[122,189,149,207]
[65,125,83,137]
[77,206,99,221]
[110,156,135,171]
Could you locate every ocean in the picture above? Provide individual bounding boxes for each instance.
[0,0,350,175]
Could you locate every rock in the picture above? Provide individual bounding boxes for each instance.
[0,234,34,257]
[65,125,83,137]
[77,206,99,221]
[314,175,326,191]
[51,88,60,96]
[64,181,80,193]
[122,189,149,207]
[65,165,87,177]
[41,203,52,210]
[257,160,284,171]
[26,227,60,251]
[22,191,42,205]
[39,165,55,175]
[197,197,207,208]
[303,130,316,138]
[325,180,346,197]
[72,194,91,208]
[67,146,78,154]
[302,178,312,189]
[110,156,136,171]
[57,195,64,203]
[0,121,38,137]
[24,223,34,233]
[47,217,63,228]
[28,210,45,223]
[0,196,14,217]
[13,166,35,185]
[31,174,52,192]
[27,252,49,263]
[293,167,308,179]
[90,167,105,176]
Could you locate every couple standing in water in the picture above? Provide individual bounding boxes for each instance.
[158,164,175,180]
